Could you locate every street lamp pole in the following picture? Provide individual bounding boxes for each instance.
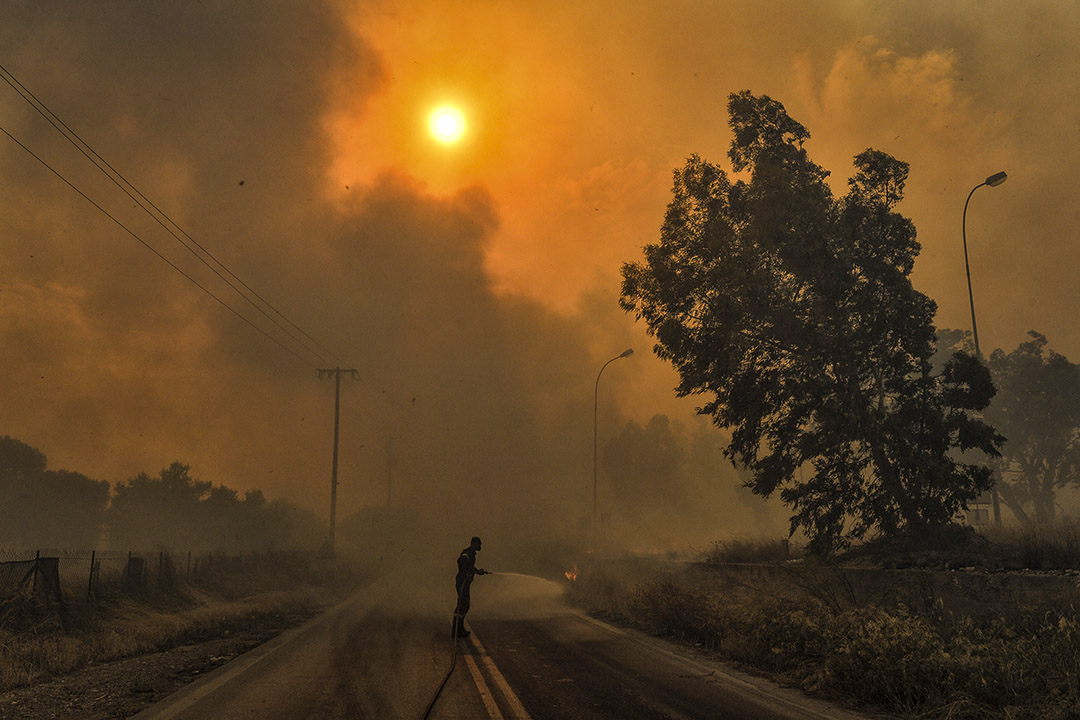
[594,348,634,526]
[962,171,1007,358]
[961,170,1007,524]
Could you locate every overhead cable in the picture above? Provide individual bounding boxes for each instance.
[0,61,351,369]
[0,121,318,370]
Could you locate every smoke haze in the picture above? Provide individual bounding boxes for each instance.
[1,1,1076,553]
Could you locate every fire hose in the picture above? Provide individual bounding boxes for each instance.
[421,570,491,720]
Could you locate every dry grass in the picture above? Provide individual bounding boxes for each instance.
[0,588,326,690]
[703,538,800,564]
[0,555,365,691]
[568,547,1080,719]
[980,516,1080,570]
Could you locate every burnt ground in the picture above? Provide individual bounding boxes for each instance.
[0,611,313,720]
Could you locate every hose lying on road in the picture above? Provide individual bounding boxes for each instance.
[421,579,470,720]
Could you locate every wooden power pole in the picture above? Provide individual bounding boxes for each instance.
[318,368,358,554]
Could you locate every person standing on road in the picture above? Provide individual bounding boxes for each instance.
[453,536,487,638]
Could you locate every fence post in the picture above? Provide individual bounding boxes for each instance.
[32,550,40,596]
[87,550,96,606]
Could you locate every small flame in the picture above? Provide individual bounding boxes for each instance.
[564,564,579,582]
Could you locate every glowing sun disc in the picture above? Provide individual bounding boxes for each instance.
[430,106,465,143]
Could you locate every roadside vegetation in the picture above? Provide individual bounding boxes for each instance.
[981,517,1080,571]
[602,90,1080,716]
[0,434,364,691]
[569,528,1080,720]
[0,553,364,692]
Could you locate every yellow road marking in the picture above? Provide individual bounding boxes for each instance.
[469,632,533,720]
[463,650,505,720]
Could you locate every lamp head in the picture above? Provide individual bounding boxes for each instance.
[985,171,1007,187]
[619,348,634,358]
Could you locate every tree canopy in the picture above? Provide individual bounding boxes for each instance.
[108,462,322,552]
[987,331,1080,526]
[0,435,322,552]
[0,435,109,548]
[620,91,1000,553]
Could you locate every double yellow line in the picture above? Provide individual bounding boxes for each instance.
[460,629,533,720]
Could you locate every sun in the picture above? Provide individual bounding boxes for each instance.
[429,106,465,143]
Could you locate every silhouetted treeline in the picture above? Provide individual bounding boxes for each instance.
[0,435,324,551]
[0,436,109,548]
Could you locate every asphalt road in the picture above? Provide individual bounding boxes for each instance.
[131,569,874,720]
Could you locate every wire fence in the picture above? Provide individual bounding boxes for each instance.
[0,547,302,610]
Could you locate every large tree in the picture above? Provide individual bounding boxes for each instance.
[620,91,1000,553]
[986,332,1080,526]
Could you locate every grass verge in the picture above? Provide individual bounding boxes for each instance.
[568,558,1080,719]
[0,555,364,692]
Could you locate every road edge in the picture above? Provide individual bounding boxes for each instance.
[128,595,358,720]
[567,608,891,720]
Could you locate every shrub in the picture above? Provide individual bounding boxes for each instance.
[703,538,798,564]
[570,560,1080,718]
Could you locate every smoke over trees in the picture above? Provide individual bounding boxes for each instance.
[600,414,784,544]
[0,435,323,552]
[620,91,1001,553]
[602,415,690,530]
[108,462,324,552]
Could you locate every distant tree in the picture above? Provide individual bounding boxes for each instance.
[620,91,1001,553]
[931,328,974,370]
[601,414,785,541]
[0,435,109,548]
[38,469,110,548]
[109,462,212,550]
[253,498,325,551]
[602,415,689,523]
[0,435,47,478]
[108,461,325,551]
[201,484,241,549]
[986,332,1080,526]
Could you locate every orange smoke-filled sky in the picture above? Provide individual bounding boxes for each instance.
[333,1,1079,331]
[1,1,1077,545]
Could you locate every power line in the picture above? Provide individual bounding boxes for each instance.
[0,121,318,370]
[0,61,340,367]
[0,61,351,369]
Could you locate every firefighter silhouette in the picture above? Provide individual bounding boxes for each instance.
[452,536,487,637]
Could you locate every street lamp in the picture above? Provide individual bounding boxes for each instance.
[594,348,634,526]
[962,171,1007,358]
[961,170,1007,525]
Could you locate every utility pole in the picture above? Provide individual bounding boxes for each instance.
[318,368,358,555]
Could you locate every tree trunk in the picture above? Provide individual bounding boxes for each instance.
[867,437,921,528]
[1034,481,1056,525]
[997,481,1034,529]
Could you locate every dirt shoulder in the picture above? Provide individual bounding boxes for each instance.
[0,605,316,720]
